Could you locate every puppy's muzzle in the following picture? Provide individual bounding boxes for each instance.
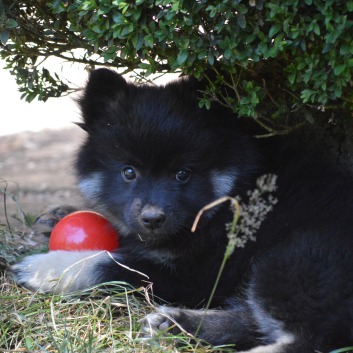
[140,206,166,230]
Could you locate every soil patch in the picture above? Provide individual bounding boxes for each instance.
[0,126,86,224]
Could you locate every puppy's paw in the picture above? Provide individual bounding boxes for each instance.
[140,306,183,337]
[10,250,106,293]
[34,205,77,234]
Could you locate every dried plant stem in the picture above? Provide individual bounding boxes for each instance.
[193,197,241,339]
[193,174,278,342]
[1,179,12,233]
[191,196,240,233]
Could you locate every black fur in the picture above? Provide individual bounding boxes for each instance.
[17,69,353,351]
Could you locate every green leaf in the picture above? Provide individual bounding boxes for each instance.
[92,25,104,34]
[269,24,281,38]
[144,34,154,48]
[112,12,124,24]
[339,43,351,55]
[138,62,151,70]
[237,14,246,29]
[322,43,333,53]
[255,0,264,10]
[197,49,208,60]
[177,50,188,65]
[171,1,180,12]
[0,29,9,44]
[334,64,346,76]
[121,23,134,37]
[133,7,142,21]
[208,53,215,65]
[313,22,320,35]
[288,72,296,84]
[224,48,232,60]
[301,89,316,103]
[5,19,18,29]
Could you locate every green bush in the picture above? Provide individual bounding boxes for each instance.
[1,0,353,132]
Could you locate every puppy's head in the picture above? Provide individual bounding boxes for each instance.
[76,69,258,244]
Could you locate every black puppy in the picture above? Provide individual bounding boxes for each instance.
[12,69,353,352]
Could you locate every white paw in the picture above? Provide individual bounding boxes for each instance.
[11,250,109,293]
[140,306,181,337]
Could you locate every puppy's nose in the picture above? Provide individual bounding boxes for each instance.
[140,207,166,230]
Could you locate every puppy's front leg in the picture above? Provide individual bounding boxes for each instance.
[141,305,261,349]
[10,250,122,293]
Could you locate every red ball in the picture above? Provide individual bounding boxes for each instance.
[49,211,119,251]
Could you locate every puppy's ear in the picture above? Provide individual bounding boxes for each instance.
[78,69,129,130]
[85,68,128,100]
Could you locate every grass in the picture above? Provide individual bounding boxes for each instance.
[0,185,232,353]
[0,270,231,352]
[1,274,161,352]
[1,182,353,353]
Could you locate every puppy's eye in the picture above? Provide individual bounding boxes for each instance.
[175,168,191,182]
[122,166,137,181]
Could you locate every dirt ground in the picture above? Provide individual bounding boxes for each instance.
[0,126,86,225]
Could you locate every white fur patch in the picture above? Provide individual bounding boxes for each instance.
[79,172,104,200]
[243,287,295,353]
[11,250,111,294]
[238,333,295,353]
[210,169,238,198]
